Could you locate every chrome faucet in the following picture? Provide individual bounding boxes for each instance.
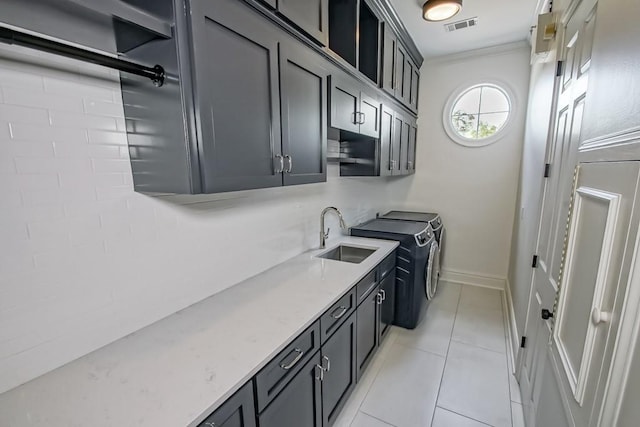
[320,207,347,248]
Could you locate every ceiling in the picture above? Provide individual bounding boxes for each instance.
[388,0,540,59]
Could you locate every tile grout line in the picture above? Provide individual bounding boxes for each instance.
[435,405,495,426]
[429,283,463,426]
[358,409,397,427]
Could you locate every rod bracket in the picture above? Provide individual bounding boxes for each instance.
[152,64,165,87]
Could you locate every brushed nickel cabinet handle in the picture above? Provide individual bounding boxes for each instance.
[322,356,331,372]
[330,306,348,319]
[285,155,292,173]
[275,154,284,173]
[280,348,304,370]
[315,364,324,381]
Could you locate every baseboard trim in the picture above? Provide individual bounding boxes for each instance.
[440,268,507,290]
[504,281,520,372]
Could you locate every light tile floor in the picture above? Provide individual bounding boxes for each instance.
[334,283,525,427]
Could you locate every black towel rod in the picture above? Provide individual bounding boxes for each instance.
[0,26,165,87]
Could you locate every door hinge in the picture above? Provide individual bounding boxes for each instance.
[520,336,527,348]
[532,255,539,268]
[544,163,551,178]
[556,60,564,77]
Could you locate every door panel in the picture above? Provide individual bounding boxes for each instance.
[356,285,380,380]
[380,105,394,176]
[379,271,396,340]
[191,0,283,193]
[399,118,410,175]
[359,94,380,138]
[200,381,256,427]
[391,113,402,176]
[410,67,419,111]
[330,77,359,133]
[381,24,396,96]
[395,44,408,103]
[551,161,640,426]
[321,313,356,426]
[280,43,327,186]
[277,0,328,45]
[258,353,322,427]
[407,120,417,172]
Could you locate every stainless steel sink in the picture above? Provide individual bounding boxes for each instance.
[317,245,376,264]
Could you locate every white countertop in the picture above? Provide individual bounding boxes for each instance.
[0,236,398,427]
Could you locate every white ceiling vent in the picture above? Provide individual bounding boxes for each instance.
[444,17,479,32]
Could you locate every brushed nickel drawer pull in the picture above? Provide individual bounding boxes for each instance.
[330,306,348,319]
[279,348,304,370]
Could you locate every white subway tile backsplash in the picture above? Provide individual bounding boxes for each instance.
[83,99,125,117]
[43,77,115,101]
[9,123,88,143]
[2,86,84,112]
[0,104,49,124]
[87,129,128,145]
[0,44,406,394]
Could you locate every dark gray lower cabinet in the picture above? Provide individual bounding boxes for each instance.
[199,381,256,427]
[321,313,357,426]
[280,42,328,186]
[378,270,396,341]
[356,285,380,380]
[258,353,323,427]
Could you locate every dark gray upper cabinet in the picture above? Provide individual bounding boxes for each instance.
[391,111,404,176]
[280,42,328,186]
[398,113,411,176]
[330,76,380,138]
[330,76,360,134]
[407,118,417,173]
[190,0,283,193]
[381,23,396,97]
[258,353,323,427]
[359,93,381,138]
[321,313,357,426]
[277,0,329,46]
[198,381,256,427]
[394,43,409,106]
[410,66,420,111]
[358,0,381,84]
[379,105,394,176]
[356,284,380,380]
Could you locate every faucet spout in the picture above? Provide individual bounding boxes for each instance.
[320,207,347,249]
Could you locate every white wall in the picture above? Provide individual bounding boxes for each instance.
[0,44,412,394]
[391,42,531,287]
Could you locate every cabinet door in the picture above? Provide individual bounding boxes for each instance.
[199,381,256,427]
[379,271,396,341]
[410,66,419,111]
[381,23,396,96]
[390,112,403,176]
[402,58,412,107]
[277,0,328,46]
[330,76,360,134]
[258,353,323,427]
[394,44,409,105]
[356,285,380,380]
[407,119,417,173]
[280,42,328,186]
[321,313,357,426]
[379,105,394,176]
[190,0,283,193]
[358,93,381,138]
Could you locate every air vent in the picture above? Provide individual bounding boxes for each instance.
[445,17,479,32]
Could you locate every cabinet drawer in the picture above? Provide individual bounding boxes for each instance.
[320,289,356,343]
[255,321,321,412]
[378,251,396,280]
[356,269,378,305]
[198,381,256,427]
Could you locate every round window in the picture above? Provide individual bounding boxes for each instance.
[443,83,513,147]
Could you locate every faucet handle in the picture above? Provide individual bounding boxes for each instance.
[324,228,330,239]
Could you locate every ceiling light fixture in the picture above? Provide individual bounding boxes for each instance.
[422,0,463,22]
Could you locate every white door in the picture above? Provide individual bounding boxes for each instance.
[518,0,598,424]
[547,161,640,426]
